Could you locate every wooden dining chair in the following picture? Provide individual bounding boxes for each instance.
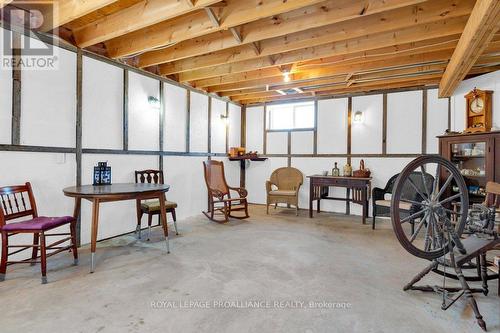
[203,160,249,223]
[135,170,178,240]
[0,182,78,284]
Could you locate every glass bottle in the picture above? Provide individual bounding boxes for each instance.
[332,162,340,176]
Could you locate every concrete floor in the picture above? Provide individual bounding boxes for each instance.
[0,205,498,333]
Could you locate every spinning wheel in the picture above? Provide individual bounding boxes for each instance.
[391,156,499,331]
[391,156,469,260]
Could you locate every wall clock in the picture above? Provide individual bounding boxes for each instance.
[464,88,493,133]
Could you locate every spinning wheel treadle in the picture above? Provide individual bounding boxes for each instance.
[391,156,499,332]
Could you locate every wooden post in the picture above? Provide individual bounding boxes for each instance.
[11,32,21,145]
[75,49,83,246]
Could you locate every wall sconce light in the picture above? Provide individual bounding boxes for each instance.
[220,114,229,124]
[353,111,364,124]
[148,96,160,109]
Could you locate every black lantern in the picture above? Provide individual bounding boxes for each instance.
[93,162,112,185]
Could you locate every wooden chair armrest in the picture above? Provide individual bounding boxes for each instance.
[229,186,248,198]
[266,180,273,193]
[209,189,226,201]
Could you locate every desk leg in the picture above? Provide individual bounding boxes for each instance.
[309,182,313,218]
[90,198,100,273]
[346,188,351,215]
[135,199,142,239]
[317,187,321,213]
[362,188,367,225]
[158,192,170,254]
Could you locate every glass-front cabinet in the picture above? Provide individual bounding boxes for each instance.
[439,132,500,203]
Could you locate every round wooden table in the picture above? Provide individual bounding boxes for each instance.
[63,183,171,272]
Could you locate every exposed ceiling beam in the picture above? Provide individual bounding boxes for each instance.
[40,0,119,31]
[202,38,500,92]
[439,0,500,97]
[229,27,242,44]
[158,0,473,75]
[106,0,327,58]
[0,0,12,9]
[177,16,468,82]
[73,0,221,48]
[137,0,430,67]
[204,7,220,27]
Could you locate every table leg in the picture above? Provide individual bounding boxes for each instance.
[317,187,321,213]
[346,188,351,215]
[135,199,142,239]
[158,192,170,254]
[90,198,100,273]
[362,187,367,225]
[309,182,313,218]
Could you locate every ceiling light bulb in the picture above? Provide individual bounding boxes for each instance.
[283,71,291,82]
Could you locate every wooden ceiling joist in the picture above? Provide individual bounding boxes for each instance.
[105,0,327,59]
[158,0,474,75]
[439,0,500,97]
[136,0,430,68]
[176,16,468,82]
[0,0,12,9]
[73,0,221,48]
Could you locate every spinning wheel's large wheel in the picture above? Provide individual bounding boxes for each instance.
[391,156,469,260]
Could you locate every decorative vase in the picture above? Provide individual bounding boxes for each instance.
[332,162,340,176]
[343,163,352,177]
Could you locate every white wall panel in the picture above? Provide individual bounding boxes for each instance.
[351,95,383,154]
[221,157,240,187]
[387,91,422,154]
[0,152,76,259]
[266,131,288,154]
[0,31,11,144]
[189,92,209,152]
[82,56,123,149]
[246,158,287,204]
[451,70,500,131]
[164,156,207,220]
[317,98,347,154]
[80,154,158,244]
[210,98,226,153]
[228,104,241,148]
[163,83,187,152]
[291,131,314,154]
[246,106,264,152]
[291,158,347,213]
[426,89,449,153]
[21,46,76,147]
[128,72,160,150]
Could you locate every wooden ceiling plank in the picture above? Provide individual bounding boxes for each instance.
[74,0,221,48]
[40,0,119,31]
[106,0,327,59]
[177,16,468,82]
[0,0,12,9]
[137,0,431,67]
[158,0,473,75]
[438,0,500,97]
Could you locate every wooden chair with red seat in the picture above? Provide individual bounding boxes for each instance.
[135,169,178,241]
[203,160,249,223]
[0,182,78,284]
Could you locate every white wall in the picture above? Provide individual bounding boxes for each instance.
[21,46,76,147]
[450,70,500,132]
[164,83,187,152]
[0,28,12,144]
[245,89,450,216]
[128,71,160,151]
[82,56,123,150]
[190,92,209,152]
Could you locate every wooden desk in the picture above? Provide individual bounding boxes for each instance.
[63,183,170,273]
[307,175,371,224]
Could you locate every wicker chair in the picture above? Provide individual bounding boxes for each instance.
[266,167,303,216]
[372,171,434,230]
[203,160,249,223]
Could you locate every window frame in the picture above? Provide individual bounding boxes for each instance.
[266,101,316,132]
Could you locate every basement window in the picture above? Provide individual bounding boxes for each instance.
[267,102,315,130]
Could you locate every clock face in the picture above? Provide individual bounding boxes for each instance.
[470,97,484,113]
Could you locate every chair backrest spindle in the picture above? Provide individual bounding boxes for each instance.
[0,182,38,228]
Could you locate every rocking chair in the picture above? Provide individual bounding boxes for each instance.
[203,160,249,223]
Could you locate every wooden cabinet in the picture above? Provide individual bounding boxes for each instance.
[438,131,500,204]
